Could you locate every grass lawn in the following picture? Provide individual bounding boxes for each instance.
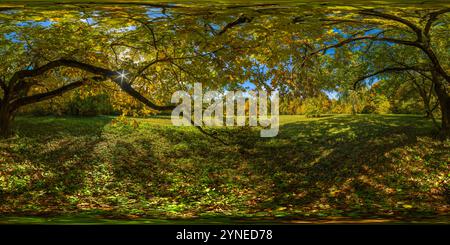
[0,114,449,224]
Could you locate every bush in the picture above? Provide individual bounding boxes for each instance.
[302,96,330,117]
[19,91,118,116]
[391,98,424,114]
[374,95,391,114]
[361,104,377,114]
[66,93,116,116]
[361,95,391,114]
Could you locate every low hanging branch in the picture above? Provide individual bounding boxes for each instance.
[352,66,424,89]
[115,79,176,111]
[5,58,230,144]
[10,78,91,110]
[7,59,174,111]
[9,59,115,85]
[217,14,253,35]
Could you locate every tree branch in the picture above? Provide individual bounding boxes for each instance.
[353,66,421,89]
[0,78,7,92]
[218,14,253,35]
[10,78,93,110]
[308,9,449,83]
[359,9,423,41]
[5,58,230,143]
[304,35,421,68]
[9,59,115,84]
[135,58,170,79]
[311,35,421,57]
[9,59,176,111]
[131,17,158,50]
[424,8,450,38]
[113,79,176,111]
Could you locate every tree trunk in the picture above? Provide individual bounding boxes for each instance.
[434,82,450,138]
[421,94,433,119]
[0,105,13,138]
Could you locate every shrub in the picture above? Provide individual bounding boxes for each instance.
[66,92,116,116]
[373,95,391,114]
[302,96,330,117]
[361,104,377,114]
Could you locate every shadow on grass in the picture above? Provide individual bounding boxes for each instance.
[1,116,113,211]
[1,114,447,222]
[243,115,443,216]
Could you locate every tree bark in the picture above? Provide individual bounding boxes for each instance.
[434,82,450,138]
[0,105,13,138]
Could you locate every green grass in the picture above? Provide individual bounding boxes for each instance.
[0,114,449,224]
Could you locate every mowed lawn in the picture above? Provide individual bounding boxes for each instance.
[0,114,449,224]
